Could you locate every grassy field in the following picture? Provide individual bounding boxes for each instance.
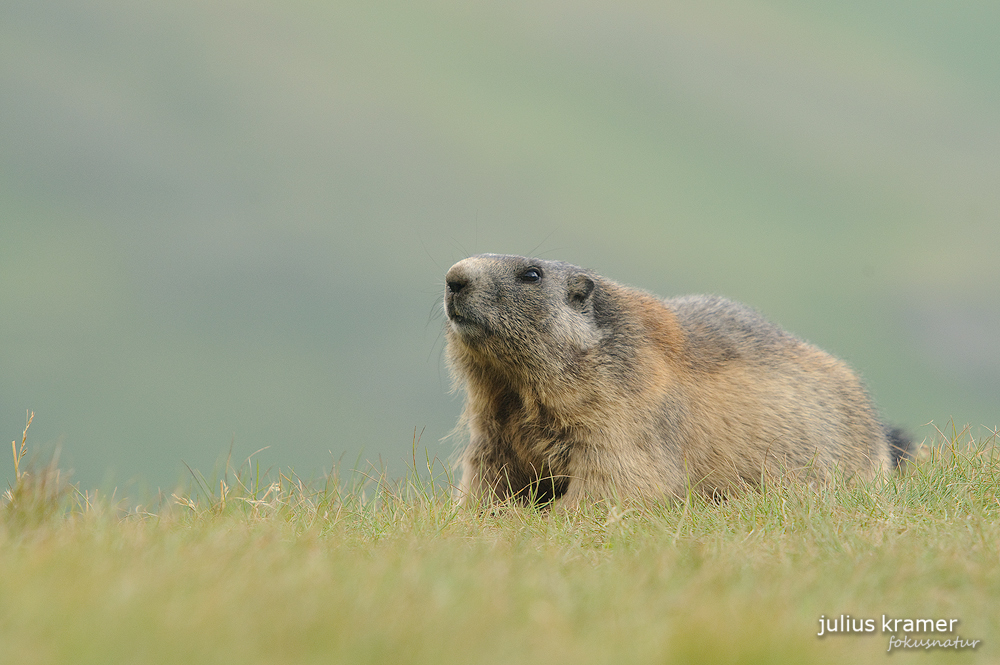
[2,422,998,664]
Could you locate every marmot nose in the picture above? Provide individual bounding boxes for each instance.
[445,263,473,295]
[444,264,474,321]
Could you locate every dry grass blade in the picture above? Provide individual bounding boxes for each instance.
[11,410,34,482]
[4,412,73,528]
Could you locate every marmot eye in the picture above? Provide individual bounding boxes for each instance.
[519,267,542,283]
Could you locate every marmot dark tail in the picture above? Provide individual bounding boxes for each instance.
[886,426,914,469]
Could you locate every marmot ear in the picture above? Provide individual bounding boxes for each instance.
[567,274,595,308]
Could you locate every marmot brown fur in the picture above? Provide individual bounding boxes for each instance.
[444,254,911,509]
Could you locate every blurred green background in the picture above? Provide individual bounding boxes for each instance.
[2,0,997,495]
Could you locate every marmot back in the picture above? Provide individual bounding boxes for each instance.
[444,254,910,509]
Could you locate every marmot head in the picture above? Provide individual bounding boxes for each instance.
[444,254,605,384]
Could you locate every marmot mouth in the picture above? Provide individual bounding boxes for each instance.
[450,313,482,329]
[446,302,474,327]
[449,312,489,337]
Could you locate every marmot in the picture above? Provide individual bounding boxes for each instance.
[444,254,911,509]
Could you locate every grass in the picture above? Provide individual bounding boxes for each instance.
[1,422,998,665]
